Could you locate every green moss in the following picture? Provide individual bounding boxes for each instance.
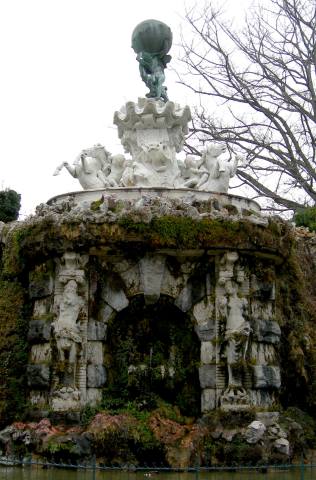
[0,280,29,427]
[276,241,316,412]
[91,410,166,466]
[216,436,264,466]
[104,295,201,417]
[90,196,104,211]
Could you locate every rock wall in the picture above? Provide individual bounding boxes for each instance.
[0,194,295,422]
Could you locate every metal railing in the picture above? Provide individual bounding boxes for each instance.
[1,456,316,480]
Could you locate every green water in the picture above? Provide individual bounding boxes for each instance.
[0,467,315,480]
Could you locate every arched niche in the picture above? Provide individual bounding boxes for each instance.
[104,294,201,416]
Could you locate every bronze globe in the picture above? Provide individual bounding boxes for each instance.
[131,19,172,56]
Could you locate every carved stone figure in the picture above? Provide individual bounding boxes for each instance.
[107,154,126,186]
[53,145,112,190]
[120,158,136,187]
[197,144,240,193]
[179,155,205,188]
[114,99,191,188]
[224,280,251,386]
[132,20,172,101]
[216,252,251,409]
[53,279,83,363]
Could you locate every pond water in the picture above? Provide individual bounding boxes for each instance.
[0,466,315,480]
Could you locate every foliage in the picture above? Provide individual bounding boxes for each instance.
[282,407,316,449]
[216,436,264,466]
[294,206,316,232]
[0,280,29,427]
[180,0,316,213]
[0,189,21,223]
[277,243,316,413]
[104,295,201,418]
[91,410,166,466]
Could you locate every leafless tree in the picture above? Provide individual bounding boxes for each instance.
[179,0,316,212]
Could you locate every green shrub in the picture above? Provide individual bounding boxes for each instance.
[0,189,21,223]
[294,206,316,232]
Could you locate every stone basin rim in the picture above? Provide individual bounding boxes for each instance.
[47,187,261,212]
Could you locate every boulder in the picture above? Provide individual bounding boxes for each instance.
[274,438,290,456]
[245,421,266,444]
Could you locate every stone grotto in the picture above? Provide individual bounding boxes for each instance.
[1,18,316,467]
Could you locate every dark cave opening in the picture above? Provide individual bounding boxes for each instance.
[104,294,201,416]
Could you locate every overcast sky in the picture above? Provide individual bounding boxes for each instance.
[0,0,254,217]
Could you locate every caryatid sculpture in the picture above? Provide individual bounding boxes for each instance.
[132,19,172,102]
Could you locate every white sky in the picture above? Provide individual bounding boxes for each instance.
[0,0,253,217]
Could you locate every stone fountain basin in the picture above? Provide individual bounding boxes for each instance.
[47,187,260,214]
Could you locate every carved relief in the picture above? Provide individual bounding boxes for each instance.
[26,250,281,416]
[51,252,88,411]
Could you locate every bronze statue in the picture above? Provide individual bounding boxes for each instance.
[132,19,172,102]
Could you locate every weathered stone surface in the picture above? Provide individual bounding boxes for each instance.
[248,389,276,407]
[222,429,238,442]
[245,421,266,444]
[161,261,189,299]
[274,438,290,456]
[102,276,129,312]
[87,365,106,388]
[139,254,166,304]
[254,320,281,344]
[30,344,52,364]
[86,388,102,406]
[252,366,281,389]
[87,320,107,341]
[87,342,104,365]
[51,386,80,412]
[199,365,216,388]
[175,276,206,312]
[117,261,141,297]
[27,320,51,343]
[201,388,217,412]
[45,432,92,458]
[250,342,277,365]
[255,412,279,426]
[33,298,51,318]
[27,365,50,388]
[51,387,81,412]
[50,411,81,424]
[29,271,53,299]
[29,391,48,407]
[99,304,115,323]
[200,341,215,364]
[193,298,215,341]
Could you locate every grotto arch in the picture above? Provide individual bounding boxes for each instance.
[103,294,201,416]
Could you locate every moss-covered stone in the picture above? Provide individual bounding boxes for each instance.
[276,237,316,414]
[0,280,29,427]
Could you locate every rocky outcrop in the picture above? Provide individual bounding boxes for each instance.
[0,409,310,467]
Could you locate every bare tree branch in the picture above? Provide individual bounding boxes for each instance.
[178,0,316,212]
